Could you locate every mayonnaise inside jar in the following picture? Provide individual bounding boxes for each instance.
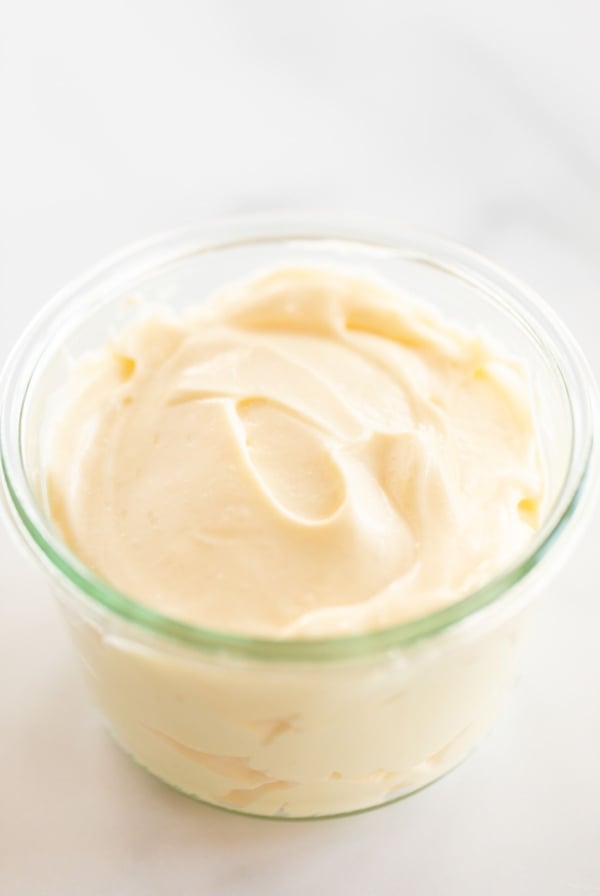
[47,267,543,639]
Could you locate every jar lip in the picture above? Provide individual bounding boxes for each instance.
[1,213,599,662]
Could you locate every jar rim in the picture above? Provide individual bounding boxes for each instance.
[1,213,598,661]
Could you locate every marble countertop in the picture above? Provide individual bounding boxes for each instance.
[2,1,600,893]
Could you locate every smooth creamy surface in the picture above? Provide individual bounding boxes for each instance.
[47,268,543,638]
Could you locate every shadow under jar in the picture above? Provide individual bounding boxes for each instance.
[1,216,598,818]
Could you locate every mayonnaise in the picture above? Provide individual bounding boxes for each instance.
[47,268,543,638]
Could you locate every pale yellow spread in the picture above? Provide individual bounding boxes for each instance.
[47,268,543,639]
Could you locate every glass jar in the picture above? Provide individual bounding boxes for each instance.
[1,215,598,818]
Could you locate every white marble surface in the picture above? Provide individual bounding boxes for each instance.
[1,2,600,893]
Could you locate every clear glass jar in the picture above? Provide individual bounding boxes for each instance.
[1,215,598,818]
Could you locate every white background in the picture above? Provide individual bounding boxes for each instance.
[1,2,600,893]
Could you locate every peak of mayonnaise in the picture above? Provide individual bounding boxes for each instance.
[46,268,543,637]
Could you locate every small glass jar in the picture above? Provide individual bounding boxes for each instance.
[1,215,598,818]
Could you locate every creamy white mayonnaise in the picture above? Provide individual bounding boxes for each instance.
[47,267,542,638]
[46,267,544,816]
